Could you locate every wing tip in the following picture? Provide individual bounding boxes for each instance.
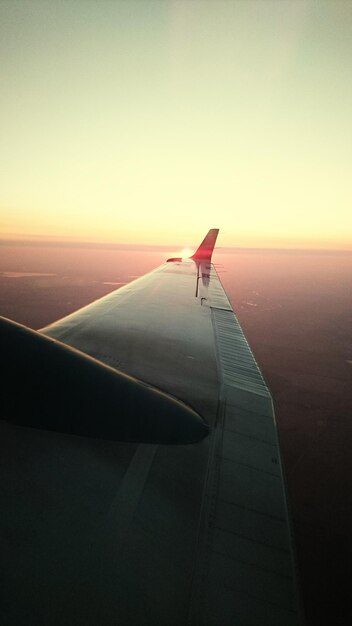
[191,228,219,261]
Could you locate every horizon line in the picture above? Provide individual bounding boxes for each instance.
[1,237,352,255]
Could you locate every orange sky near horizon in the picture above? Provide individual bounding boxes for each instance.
[1,1,352,250]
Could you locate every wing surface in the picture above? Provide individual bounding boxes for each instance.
[0,230,303,625]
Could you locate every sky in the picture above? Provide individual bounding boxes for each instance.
[1,0,352,249]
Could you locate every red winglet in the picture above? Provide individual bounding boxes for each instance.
[191,229,219,261]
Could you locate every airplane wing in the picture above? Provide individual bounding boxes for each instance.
[0,230,303,625]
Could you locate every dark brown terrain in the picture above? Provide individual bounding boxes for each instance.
[1,242,352,625]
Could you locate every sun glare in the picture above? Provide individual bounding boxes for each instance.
[181,248,193,259]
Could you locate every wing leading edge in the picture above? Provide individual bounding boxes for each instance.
[0,230,303,625]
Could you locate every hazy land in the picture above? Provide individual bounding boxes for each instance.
[1,241,352,625]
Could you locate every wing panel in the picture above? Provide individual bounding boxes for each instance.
[42,260,219,423]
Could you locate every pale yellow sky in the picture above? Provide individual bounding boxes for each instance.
[1,1,352,248]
